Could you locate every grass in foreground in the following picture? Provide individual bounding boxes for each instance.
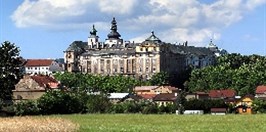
[0,116,79,132]
[59,114,266,132]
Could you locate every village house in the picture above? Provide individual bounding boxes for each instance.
[209,89,236,100]
[24,59,63,75]
[134,85,178,95]
[185,92,209,100]
[13,75,60,101]
[255,85,266,98]
[235,94,254,114]
[137,94,157,101]
[153,93,178,106]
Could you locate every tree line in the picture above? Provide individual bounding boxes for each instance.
[187,53,266,95]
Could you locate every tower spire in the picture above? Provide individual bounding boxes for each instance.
[90,24,97,36]
[107,17,121,39]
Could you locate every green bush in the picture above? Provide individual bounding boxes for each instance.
[141,102,158,114]
[14,100,39,116]
[86,94,112,113]
[37,91,87,114]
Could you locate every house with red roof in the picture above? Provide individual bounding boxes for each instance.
[24,59,63,75]
[153,93,178,106]
[209,89,236,104]
[13,75,60,101]
[209,89,236,99]
[255,85,266,98]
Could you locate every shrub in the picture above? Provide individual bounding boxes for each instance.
[86,94,112,113]
[37,91,87,114]
[14,100,39,116]
[141,102,158,114]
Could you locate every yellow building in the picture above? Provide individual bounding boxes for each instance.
[134,86,178,95]
[235,95,254,114]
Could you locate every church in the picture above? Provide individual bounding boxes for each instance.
[64,18,226,80]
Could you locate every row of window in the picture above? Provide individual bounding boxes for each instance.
[26,67,49,70]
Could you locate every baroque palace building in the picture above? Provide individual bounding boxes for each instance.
[64,18,226,80]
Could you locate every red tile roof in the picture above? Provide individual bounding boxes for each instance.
[138,94,157,99]
[25,59,53,67]
[209,89,236,98]
[31,75,58,88]
[256,85,266,94]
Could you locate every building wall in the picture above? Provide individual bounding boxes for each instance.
[25,66,51,75]
[155,101,174,106]
[13,91,45,101]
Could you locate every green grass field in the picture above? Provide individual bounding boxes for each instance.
[57,114,266,132]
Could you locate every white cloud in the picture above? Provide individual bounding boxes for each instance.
[11,0,266,45]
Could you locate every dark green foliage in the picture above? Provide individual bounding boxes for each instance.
[108,101,176,114]
[54,73,142,93]
[14,100,39,116]
[0,41,22,100]
[141,103,158,114]
[252,99,266,113]
[37,91,87,114]
[0,99,3,110]
[183,99,227,113]
[188,54,266,95]
[120,101,141,113]
[158,103,176,114]
[0,104,15,116]
[86,94,112,113]
[149,72,169,86]
[175,91,186,114]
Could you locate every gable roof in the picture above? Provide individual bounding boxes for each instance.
[153,93,177,101]
[209,89,236,98]
[134,86,159,91]
[25,59,53,67]
[256,85,266,94]
[30,75,58,88]
[236,94,255,102]
[153,86,178,91]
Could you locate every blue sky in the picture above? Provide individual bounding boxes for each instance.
[0,0,265,59]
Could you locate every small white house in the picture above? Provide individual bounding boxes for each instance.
[24,59,63,75]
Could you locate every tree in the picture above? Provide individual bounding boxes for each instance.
[187,54,266,96]
[0,41,22,100]
[149,72,169,86]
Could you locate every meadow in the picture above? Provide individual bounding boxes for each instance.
[59,114,266,132]
[1,114,266,132]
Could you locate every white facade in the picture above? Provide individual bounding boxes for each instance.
[24,59,63,75]
[25,66,51,75]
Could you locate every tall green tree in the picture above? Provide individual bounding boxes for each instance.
[0,41,22,100]
[149,72,169,86]
[188,54,266,95]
